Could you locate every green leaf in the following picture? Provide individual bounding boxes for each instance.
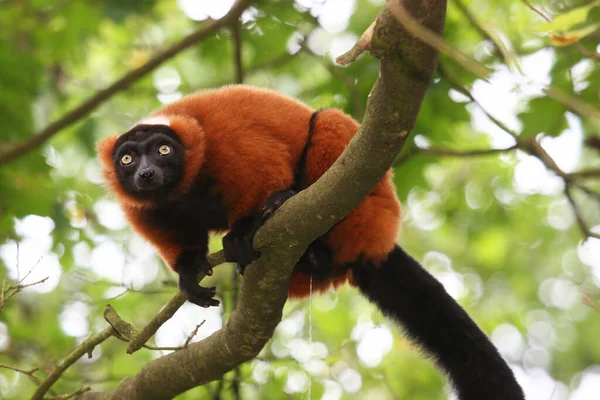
[535,0,600,32]
[518,96,568,137]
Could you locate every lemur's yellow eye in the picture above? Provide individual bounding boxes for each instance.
[159,145,171,155]
[121,154,133,165]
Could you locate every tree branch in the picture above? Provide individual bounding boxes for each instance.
[565,186,600,240]
[125,251,225,354]
[0,277,49,311]
[76,0,447,398]
[45,387,92,400]
[453,0,522,74]
[0,0,256,166]
[436,63,600,240]
[386,0,490,79]
[567,168,600,179]
[438,62,519,139]
[0,363,41,385]
[521,0,600,61]
[396,144,518,164]
[31,327,115,400]
[335,20,376,65]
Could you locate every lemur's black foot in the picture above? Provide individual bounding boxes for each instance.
[223,215,262,273]
[294,239,333,280]
[176,251,219,308]
[261,189,297,219]
[223,189,298,275]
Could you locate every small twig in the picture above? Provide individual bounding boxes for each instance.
[396,144,518,165]
[104,304,188,351]
[117,321,207,352]
[0,276,49,311]
[125,250,226,354]
[44,386,92,400]
[183,321,206,348]
[0,363,41,385]
[336,20,376,65]
[20,255,44,285]
[575,43,600,62]
[0,364,39,375]
[520,138,600,241]
[564,186,600,240]
[521,0,551,22]
[438,63,520,139]
[31,327,115,400]
[453,0,522,74]
[521,137,568,178]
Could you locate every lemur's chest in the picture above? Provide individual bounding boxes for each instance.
[139,181,229,243]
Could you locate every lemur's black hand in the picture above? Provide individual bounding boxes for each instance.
[176,250,219,308]
[223,189,298,275]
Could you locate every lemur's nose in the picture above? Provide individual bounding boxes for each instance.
[139,168,155,179]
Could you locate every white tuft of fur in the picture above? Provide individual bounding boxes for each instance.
[135,115,170,127]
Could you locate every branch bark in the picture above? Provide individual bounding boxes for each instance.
[0,0,256,166]
[77,0,447,398]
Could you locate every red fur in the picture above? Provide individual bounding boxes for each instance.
[288,271,352,299]
[97,85,402,299]
[302,109,401,265]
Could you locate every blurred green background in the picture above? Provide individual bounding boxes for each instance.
[1,0,600,399]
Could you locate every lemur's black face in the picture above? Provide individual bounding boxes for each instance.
[112,124,185,201]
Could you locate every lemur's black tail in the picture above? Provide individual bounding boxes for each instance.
[351,245,525,400]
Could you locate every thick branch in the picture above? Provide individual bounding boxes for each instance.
[0,0,255,166]
[78,1,446,398]
[386,0,489,79]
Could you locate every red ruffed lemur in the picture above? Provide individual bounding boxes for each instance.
[97,85,524,400]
